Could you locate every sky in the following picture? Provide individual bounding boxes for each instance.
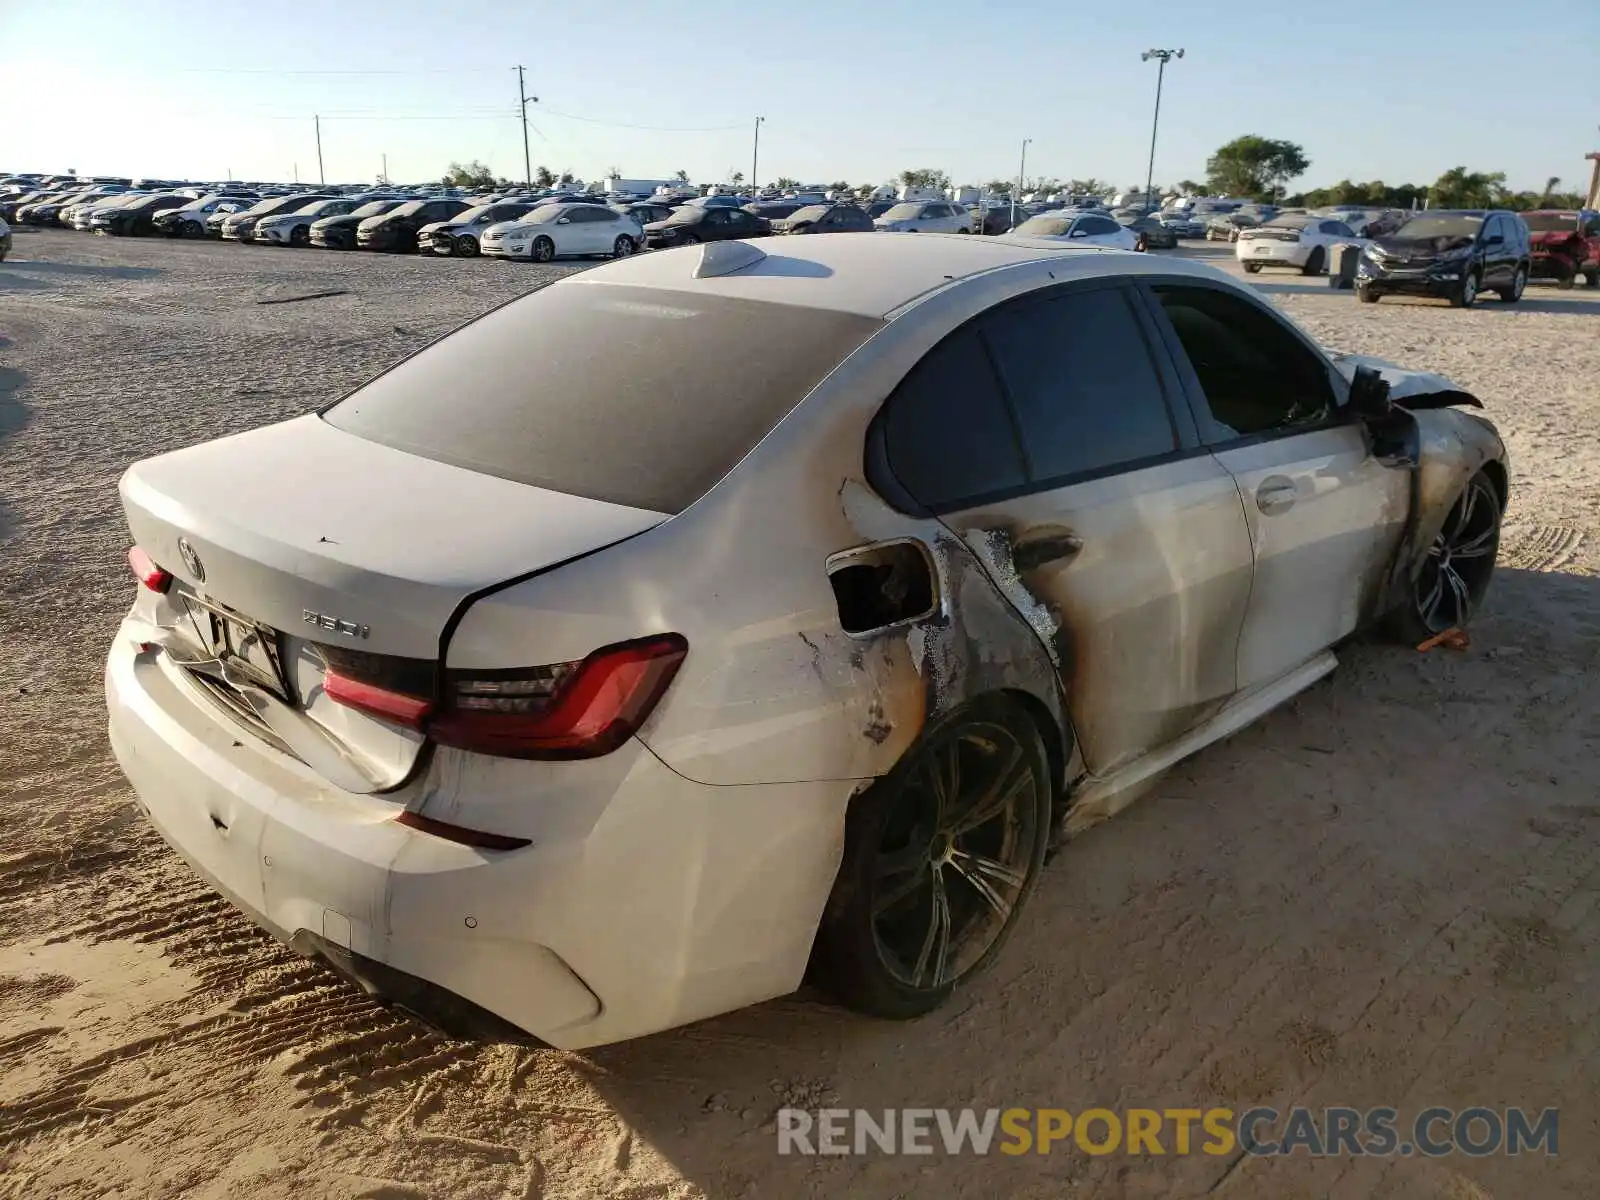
[3,0,1597,196]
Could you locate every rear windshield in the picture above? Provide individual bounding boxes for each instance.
[323,282,882,513]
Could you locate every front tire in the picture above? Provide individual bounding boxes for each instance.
[1242,261,1262,274]
[454,235,479,257]
[1584,268,1599,288]
[530,236,555,263]
[1301,246,1326,276]
[809,695,1052,1019]
[289,225,310,248]
[1449,270,1479,308]
[1383,471,1501,645]
[1498,265,1526,303]
[1357,286,1380,304]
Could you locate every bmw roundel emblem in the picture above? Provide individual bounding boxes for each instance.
[177,537,205,582]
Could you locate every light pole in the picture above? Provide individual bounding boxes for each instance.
[516,66,538,190]
[1012,137,1030,228]
[1140,48,1183,210]
[752,116,765,193]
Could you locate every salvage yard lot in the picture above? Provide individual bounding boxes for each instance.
[2,226,1599,1198]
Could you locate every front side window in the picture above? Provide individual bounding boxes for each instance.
[1153,286,1335,442]
[982,289,1177,483]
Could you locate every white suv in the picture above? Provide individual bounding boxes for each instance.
[873,200,974,234]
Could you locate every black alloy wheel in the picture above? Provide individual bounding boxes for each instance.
[811,696,1052,1019]
[1386,472,1501,643]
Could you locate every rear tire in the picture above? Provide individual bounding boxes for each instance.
[809,695,1052,1019]
[1382,471,1501,645]
[1301,246,1326,276]
[1242,261,1262,274]
[612,234,635,258]
[1498,265,1526,303]
[1584,269,1599,288]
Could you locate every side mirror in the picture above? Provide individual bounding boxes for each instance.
[1348,365,1394,422]
[556,216,571,225]
[1069,229,1088,238]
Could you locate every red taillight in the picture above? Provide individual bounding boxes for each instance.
[128,546,171,593]
[324,670,433,730]
[318,634,687,760]
[431,633,688,760]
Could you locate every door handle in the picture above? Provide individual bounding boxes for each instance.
[1012,533,1083,572]
[1256,479,1297,514]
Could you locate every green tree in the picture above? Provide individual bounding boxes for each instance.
[673,168,691,183]
[898,168,951,192]
[1428,167,1507,209]
[441,160,497,189]
[730,170,745,186]
[983,178,1013,195]
[1205,136,1311,201]
[1173,178,1202,195]
[558,171,575,186]
[533,165,555,188]
[775,176,801,190]
[829,180,851,193]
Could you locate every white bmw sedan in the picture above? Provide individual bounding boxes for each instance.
[108,236,1507,1048]
[481,202,644,262]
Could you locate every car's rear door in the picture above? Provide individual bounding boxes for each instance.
[876,280,1255,774]
[1140,280,1409,691]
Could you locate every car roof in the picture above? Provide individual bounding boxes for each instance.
[573,233,1237,318]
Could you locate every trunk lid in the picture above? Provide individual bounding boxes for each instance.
[121,414,666,790]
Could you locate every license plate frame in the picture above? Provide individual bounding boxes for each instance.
[182,593,296,703]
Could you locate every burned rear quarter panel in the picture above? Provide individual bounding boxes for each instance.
[445,258,1105,791]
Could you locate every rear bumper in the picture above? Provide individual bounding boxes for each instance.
[106,626,847,1047]
[1237,240,1309,266]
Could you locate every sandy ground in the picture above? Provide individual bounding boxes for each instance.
[1,228,1599,1199]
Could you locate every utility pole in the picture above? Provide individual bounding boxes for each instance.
[1140,48,1183,211]
[381,153,388,186]
[1012,138,1030,228]
[516,66,538,189]
[752,116,764,193]
[314,114,325,186]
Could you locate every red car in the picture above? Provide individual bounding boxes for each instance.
[1524,209,1600,288]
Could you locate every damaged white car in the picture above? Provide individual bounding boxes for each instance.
[106,236,1507,1048]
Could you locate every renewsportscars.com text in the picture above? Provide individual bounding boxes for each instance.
[776,1106,1558,1158]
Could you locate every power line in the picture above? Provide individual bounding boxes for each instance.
[177,66,505,76]
[535,106,742,133]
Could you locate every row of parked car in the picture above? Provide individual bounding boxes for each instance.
[0,176,1194,263]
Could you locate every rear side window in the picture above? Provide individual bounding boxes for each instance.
[982,289,1177,483]
[325,284,882,513]
[877,328,1026,510]
[1153,285,1334,442]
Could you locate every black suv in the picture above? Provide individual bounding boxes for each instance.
[1357,209,1531,307]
